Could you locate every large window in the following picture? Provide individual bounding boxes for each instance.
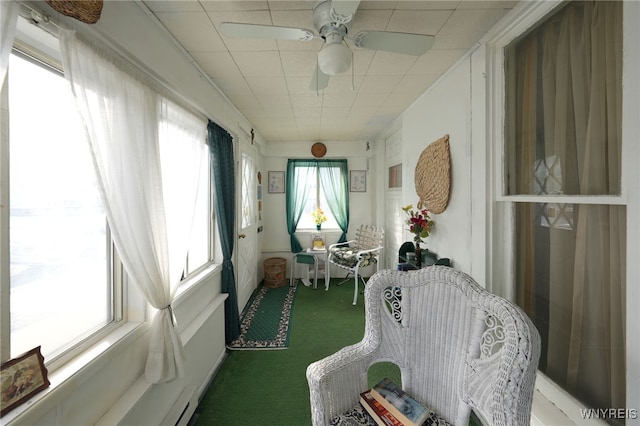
[286,159,349,251]
[294,164,340,230]
[504,1,625,417]
[158,99,211,277]
[7,51,113,361]
[2,19,214,369]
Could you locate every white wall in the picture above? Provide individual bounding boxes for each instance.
[399,57,475,277]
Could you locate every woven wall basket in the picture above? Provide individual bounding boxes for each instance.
[45,0,103,24]
[414,134,451,214]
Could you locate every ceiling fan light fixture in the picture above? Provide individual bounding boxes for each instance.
[318,42,351,76]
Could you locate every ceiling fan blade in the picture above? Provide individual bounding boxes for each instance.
[309,65,331,91]
[330,0,361,19]
[352,31,435,56]
[219,22,314,41]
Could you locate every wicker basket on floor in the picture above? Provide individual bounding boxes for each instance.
[264,257,288,288]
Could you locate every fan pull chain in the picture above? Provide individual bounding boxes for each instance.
[350,47,354,91]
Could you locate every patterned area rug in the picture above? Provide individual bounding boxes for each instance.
[227,283,297,350]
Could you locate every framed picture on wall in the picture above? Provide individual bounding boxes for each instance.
[268,171,285,193]
[350,170,366,192]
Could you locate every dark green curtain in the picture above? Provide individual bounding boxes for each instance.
[286,159,349,252]
[318,159,349,243]
[286,159,315,252]
[207,120,240,344]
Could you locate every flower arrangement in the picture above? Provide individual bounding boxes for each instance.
[311,208,327,227]
[402,204,434,245]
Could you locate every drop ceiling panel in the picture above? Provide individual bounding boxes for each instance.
[232,51,284,77]
[387,9,452,35]
[201,1,269,12]
[155,12,225,52]
[435,8,510,49]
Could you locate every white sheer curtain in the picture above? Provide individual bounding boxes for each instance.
[0,0,19,90]
[59,30,206,383]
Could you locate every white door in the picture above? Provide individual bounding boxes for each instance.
[384,192,403,270]
[236,142,258,310]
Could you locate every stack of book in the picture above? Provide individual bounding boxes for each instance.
[359,378,432,426]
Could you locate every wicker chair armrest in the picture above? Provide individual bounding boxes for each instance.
[306,342,378,426]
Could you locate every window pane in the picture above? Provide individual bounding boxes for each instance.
[9,53,111,359]
[505,1,622,196]
[158,99,209,276]
[515,203,626,412]
[187,165,210,272]
[241,152,256,229]
[295,166,339,230]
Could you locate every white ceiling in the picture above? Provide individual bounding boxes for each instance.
[141,0,517,142]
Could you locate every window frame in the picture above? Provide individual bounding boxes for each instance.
[0,18,150,372]
[182,139,214,279]
[3,46,127,367]
[484,0,640,421]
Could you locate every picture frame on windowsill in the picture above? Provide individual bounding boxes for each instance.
[1,346,50,417]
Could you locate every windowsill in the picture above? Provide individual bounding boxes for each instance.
[175,262,221,301]
[531,372,608,426]
[3,264,222,425]
[296,228,342,232]
[1,321,146,425]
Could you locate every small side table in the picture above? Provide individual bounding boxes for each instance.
[290,248,327,289]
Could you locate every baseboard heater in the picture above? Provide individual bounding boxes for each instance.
[161,385,197,426]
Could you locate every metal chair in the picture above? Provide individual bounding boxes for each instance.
[327,224,384,305]
[307,267,541,426]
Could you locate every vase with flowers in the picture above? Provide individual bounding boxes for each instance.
[311,207,327,230]
[402,204,434,268]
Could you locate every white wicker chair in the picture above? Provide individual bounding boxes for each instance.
[327,225,384,305]
[306,267,541,426]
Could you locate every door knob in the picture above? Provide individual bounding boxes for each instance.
[238,233,246,239]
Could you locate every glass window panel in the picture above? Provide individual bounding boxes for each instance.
[515,203,626,412]
[295,166,339,230]
[186,166,210,272]
[505,1,622,196]
[9,53,111,359]
[241,153,256,229]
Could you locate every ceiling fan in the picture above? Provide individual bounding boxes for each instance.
[219,0,435,91]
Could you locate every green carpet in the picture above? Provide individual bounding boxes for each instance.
[227,284,296,350]
[193,278,400,425]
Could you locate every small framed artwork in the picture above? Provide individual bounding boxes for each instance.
[268,171,285,193]
[350,170,366,192]
[1,346,50,417]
